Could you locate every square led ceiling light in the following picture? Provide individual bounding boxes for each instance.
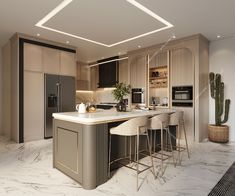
[36,0,174,47]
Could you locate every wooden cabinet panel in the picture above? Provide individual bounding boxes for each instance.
[172,107,194,143]
[57,127,79,172]
[24,43,42,71]
[77,61,90,90]
[171,48,194,86]
[42,47,60,74]
[119,59,129,84]
[60,51,76,77]
[54,120,83,183]
[24,71,44,141]
[130,55,146,88]
[90,66,98,91]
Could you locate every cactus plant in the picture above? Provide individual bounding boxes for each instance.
[209,72,230,126]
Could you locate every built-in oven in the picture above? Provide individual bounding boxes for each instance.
[132,88,145,104]
[172,86,193,107]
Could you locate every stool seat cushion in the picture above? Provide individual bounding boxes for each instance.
[169,111,184,126]
[149,113,169,130]
[110,116,148,136]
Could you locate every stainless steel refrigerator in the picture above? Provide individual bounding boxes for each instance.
[44,74,75,138]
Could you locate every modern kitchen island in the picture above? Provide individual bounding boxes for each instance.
[52,108,175,190]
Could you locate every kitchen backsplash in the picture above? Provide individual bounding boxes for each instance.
[76,91,95,104]
[76,89,116,104]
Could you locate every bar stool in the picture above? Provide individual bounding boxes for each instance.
[169,111,190,165]
[148,113,175,176]
[108,116,155,191]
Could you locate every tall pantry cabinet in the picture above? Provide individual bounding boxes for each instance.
[8,33,77,143]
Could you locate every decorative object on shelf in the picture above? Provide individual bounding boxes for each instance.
[112,83,131,112]
[149,65,168,88]
[208,72,231,143]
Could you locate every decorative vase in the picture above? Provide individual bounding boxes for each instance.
[208,124,229,143]
[116,100,127,112]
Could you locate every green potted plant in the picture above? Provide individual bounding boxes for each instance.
[112,83,131,112]
[208,72,231,143]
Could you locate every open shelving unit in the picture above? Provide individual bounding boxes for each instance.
[149,65,168,88]
[148,50,170,108]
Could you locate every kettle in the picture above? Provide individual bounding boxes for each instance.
[162,97,168,106]
[76,103,86,113]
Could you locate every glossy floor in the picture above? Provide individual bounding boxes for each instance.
[0,136,235,196]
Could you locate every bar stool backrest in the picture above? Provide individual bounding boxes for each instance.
[149,113,170,130]
[110,116,148,136]
[169,111,184,126]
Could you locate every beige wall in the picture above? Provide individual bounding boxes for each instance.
[210,37,235,142]
[0,49,2,135]
[1,42,11,138]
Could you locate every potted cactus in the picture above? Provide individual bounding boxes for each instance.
[208,72,231,143]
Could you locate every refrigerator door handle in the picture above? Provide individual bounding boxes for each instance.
[56,82,60,112]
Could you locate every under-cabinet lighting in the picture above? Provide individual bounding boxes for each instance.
[104,88,116,91]
[76,90,93,93]
[35,0,174,47]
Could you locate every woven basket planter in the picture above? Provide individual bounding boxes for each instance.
[208,124,229,143]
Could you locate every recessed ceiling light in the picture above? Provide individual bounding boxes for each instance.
[138,45,141,48]
[35,0,174,47]
[66,41,70,44]
[172,35,176,39]
[217,35,221,39]
[36,33,40,37]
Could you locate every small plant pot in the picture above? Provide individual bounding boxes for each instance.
[115,101,127,112]
[208,124,229,143]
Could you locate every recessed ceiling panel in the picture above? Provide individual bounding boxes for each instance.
[43,0,168,46]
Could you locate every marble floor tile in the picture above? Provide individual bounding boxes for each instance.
[0,136,235,196]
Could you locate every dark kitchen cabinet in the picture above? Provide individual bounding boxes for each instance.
[98,56,119,88]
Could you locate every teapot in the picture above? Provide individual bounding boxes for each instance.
[76,103,86,113]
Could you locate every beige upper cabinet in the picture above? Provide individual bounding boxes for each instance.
[130,55,147,88]
[119,59,129,84]
[89,66,98,91]
[42,47,60,74]
[60,51,76,77]
[170,48,194,86]
[24,43,42,72]
[77,61,90,90]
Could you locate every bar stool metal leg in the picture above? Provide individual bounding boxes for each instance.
[178,124,181,165]
[108,134,112,178]
[167,127,176,167]
[136,133,139,191]
[146,131,155,178]
[183,122,190,159]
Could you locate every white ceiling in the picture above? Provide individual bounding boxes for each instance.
[1,0,235,62]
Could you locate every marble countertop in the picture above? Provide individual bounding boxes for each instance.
[52,108,176,125]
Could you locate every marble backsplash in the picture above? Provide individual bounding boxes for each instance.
[76,89,116,104]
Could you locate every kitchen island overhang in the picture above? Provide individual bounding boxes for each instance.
[52,109,175,190]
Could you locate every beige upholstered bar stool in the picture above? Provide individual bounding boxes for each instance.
[108,116,155,191]
[169,111,190,165]
[148,113,175,176]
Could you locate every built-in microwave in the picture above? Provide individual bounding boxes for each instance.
[132,88,145,104]
[172,86,193,107]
